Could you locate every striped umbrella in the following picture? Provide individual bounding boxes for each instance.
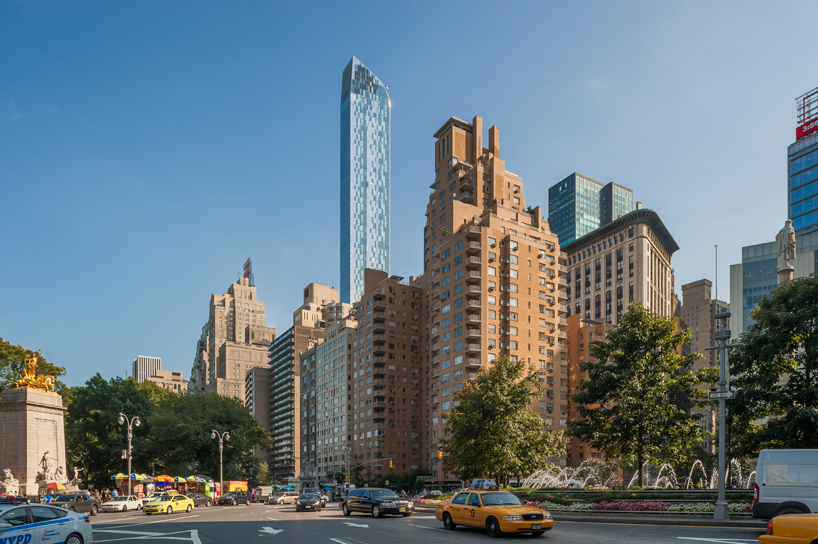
[111,473,127,480]
[172,476,187,483]
[186,476,204,482]
[153,475,173,483]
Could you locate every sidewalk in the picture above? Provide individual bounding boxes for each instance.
[552,511,766,528]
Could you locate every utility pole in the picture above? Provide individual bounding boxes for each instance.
[211,430,230,498]
[118,413,141,497]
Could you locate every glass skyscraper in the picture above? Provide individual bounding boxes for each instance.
[548,173,633,245]
[340,57,391,304]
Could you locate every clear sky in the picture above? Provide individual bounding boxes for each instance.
[1,1,814,386]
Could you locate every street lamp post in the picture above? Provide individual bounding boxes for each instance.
[118,413,141,497]
[211,430,230,497]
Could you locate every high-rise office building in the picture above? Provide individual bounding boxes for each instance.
[132,355,161,383]
[422,115,565,487]
[548,173,633,245]
[340,56,391,304]
[789,88,818,234]
[187,275,276,399]
[561,205,679,325]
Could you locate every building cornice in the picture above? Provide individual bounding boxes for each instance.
[562,208,680,255]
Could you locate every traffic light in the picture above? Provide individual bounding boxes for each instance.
[389,459,393,468]
[438,451,443,460]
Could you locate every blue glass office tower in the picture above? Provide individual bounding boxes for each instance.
[789,89,818,235]
[548,173,633,245]
[340,57,391,304]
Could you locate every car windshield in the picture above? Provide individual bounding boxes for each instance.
[479,492,522,506]
[111,497,128,502]
[53,496,74,502]
[153,496,172,502]
[299,494,317,500]
[370,490,399,499]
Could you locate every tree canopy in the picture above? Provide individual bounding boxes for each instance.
[730,274,818,456]
[65,374,273,490]
[441,356,567,484]
[0,338,67,393]
[568,303,718,487]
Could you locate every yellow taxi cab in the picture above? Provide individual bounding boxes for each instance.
[435,479,553,537]
[760,513,818,543]
[143,494,195,515]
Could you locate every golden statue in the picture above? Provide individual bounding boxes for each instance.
[13,350,55,391]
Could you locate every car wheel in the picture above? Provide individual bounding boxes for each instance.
[68,506,76,512]
[186,505,192,513]
[65,534,83,544]
[531,531,545,537]
[486,517,502,538]
[777,506,805,515]
[372,505,382,518]
[206,500,211,507]
[146,513,152,516]
[246,500,250,506]
[90,505,98,516]
[232,500,236,506]
[402,513,412,518]
[443,513,456,530]
[167,506,173,515]
[343,504,351,517]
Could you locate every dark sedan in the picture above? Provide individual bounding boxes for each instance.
[340,488,413,518]
[185,493,212,507]
[295,493,322,512]
[217,492,251,506]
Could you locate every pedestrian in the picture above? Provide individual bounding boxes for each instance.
[112,488,118,498]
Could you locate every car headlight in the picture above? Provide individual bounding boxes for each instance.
[501,515,522,521]
[408,502,414,508]
[543,513,551,519]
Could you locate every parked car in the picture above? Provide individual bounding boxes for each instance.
[267,491,299,505]
[0,503,93,544]
[753,449,818,519]
[144,491,170,502]
[340,488,413,518]
[295,493,323,512]
[435,485,553,537]
[101,494,143,512]
[0,496,30,505]
[217,492,251,506]
[144,494,195,515]
[185,493,213,507]
[302,488,327,507]
[52,493,100,516]
[760,513,818,544]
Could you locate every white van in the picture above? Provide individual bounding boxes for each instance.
[753,449,818,519]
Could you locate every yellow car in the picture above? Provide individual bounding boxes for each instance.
[143,494,195,515]
[435,488,553,537]
[760,513,818,543]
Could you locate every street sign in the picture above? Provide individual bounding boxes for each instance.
[709,390,735,400]
[385,480,389,485]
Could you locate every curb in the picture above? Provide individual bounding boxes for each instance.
[551,513,766,528]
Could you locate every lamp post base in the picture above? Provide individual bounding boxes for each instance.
[713,501,730,521]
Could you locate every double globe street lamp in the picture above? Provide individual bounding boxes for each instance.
[118,413,141,496]
[211,430,230,498]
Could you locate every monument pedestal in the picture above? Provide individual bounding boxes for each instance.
[0,388,67,496]
[778,265,795,288]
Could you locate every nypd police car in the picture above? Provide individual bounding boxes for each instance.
[0,503,92,544]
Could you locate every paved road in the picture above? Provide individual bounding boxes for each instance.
[87,503,767,544]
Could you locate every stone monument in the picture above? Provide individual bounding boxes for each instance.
[0,351,69,496]
[776,219,797,287]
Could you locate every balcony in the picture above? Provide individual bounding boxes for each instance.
[459,176,472,190]
[465,271,481,283]
[372,334,386,343]
[465,285,481,298]
[466,343,480,353]
[558,289,568,301]
[465,358,481,369]
[466,241,481,254]
[466,329,481,338]
[559,264,568,273]
[373,388,385,399]
[431,370,440,379]
[461,191,474,204]
[372,379,386,386]
[431,290,440,300]
[372,356,386,365]
[466,372,479,381]
[465,226,481,238]
[558,331,568,340]
[373,322,386,332]
[373,311,386,322]
[467,314,481,324]
[373,412,386,421]
[372,401,386,409]
[373,367,386,377]
[559,303,568,312]
[431,357,440,367]
[559,318,568,326]
[373,343,386,355]
[373,288,385,300]
[558,277,569,287]
[373,299,386,310]
[466,256,481,268]
[431,303,440,313]
[466,300,481,311]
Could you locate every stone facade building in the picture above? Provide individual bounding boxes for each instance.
[145,369,188,394]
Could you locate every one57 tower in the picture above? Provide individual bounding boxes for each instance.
[340,56,391,304]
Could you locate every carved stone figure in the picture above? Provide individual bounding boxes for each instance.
[776,219,797,270]
[0,468,19,496]
[54,465,66,482]
[36,451,56,482]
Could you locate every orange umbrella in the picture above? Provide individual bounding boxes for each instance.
[46,482,66,490]
[153,475,173,483]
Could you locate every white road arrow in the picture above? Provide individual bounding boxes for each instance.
[343,522,369,528]
[259,526,283,536]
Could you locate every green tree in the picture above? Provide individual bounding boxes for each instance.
[441,356,567,484]
[0,338,68,393]
[730,274,818,456]
[568,303,718,487]
[250,462,272,487]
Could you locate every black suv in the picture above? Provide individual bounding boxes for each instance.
[217,492,251,506]
[340,488,413,518]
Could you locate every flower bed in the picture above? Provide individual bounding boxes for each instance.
[524,500,752,513]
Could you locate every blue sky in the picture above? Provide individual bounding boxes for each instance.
[1,1,814,386]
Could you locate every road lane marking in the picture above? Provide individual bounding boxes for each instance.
[343,521,369,528]
[409,523,448,532]
[93,528,202,543]
[267,517,280,521]
[330,539,349,544]
[259,526,283,536]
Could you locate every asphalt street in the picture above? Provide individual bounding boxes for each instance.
[87,503,767,544]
